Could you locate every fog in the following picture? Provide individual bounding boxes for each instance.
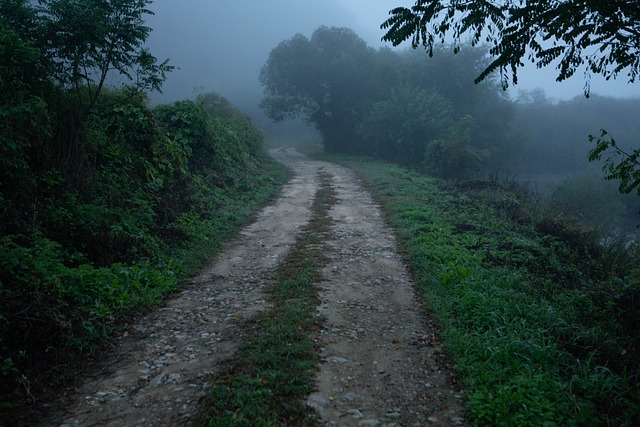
[145,0,410,111]
[146,0,638,113]
[144,1,640,236]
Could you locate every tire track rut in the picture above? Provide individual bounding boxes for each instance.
[307,160,465,426]
[39,148,465,426]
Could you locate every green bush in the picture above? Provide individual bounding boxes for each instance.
[358,86,453,165]
[424,116,491,181]
[0,233,178,374]
[0,88,288,423]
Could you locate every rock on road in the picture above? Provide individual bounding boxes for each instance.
[40,148,465,426]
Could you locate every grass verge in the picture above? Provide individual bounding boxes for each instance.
[331,157,640,426]
[202,170,336,426]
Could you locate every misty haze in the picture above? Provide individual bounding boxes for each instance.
[144,0,640,235]
[2,1,639,426]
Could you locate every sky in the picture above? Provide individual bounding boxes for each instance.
[145,0,639,111]
[145,0,408,110]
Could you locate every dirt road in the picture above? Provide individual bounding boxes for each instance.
[40,148,464,426]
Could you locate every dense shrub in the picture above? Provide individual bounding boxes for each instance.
[0,91,287,423]
[1,3,288,422]
[423,115,491,181]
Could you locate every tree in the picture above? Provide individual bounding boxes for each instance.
[0,1,53,208]
[382,0,640,93]
[357,85,453,164]
[39,0,173,114]
[382,0,640,193]
[0,0,173,230]
[399,47,517,176]
[260,26,375,153]
[1,0,173,183]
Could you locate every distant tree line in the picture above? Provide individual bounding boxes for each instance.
[514,92,640,176]
[512,92,640,233]
[260,26,517,181]
[261,26,640,187]
[260,25,640,234]
[380,0,640,195]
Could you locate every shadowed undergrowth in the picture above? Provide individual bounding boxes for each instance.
[0,92,289,425]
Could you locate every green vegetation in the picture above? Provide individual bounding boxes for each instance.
[0,1,288,423]
[331,157,640,426]
[0,90,288,424]
[382,0,640,197]
[3,0,639,425]
[203,171,336,426]
[260,27,515,180]
[382,1,640,92]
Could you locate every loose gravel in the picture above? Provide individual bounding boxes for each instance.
[39,148,465,426]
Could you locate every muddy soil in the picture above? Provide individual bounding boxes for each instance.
[39,148,465,426]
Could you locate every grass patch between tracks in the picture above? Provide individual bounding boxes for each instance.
[203,170,336,426]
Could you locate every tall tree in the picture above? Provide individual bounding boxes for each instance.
[260,26,375,153]
[0,0,173,222]
[39,0,173,114]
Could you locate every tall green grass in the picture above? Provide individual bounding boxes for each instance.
[337,158,639,426]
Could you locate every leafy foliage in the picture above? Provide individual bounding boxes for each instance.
[0,0,173,191]
[0,1,287,422]
[382,0,640,93]
[261,27,516,178]
[39,0,173,110]
[0,88,287,424]
[589,129,640,195]
[382,1,640,196]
